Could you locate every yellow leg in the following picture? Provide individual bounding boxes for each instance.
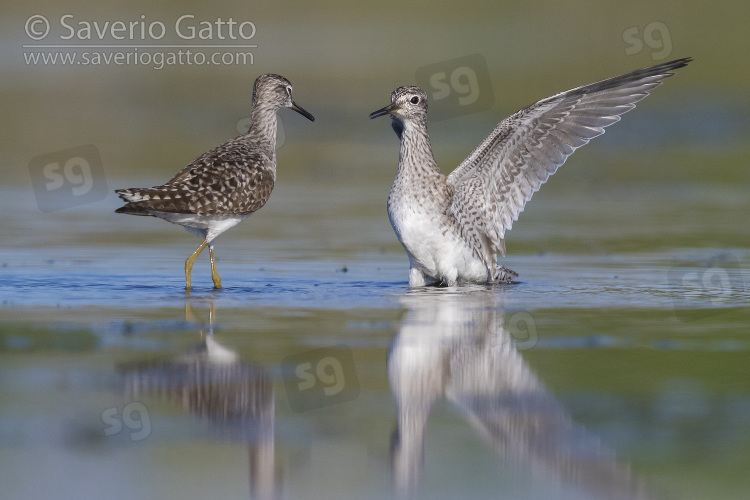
[209,244,222,289]
[185,239,208,290]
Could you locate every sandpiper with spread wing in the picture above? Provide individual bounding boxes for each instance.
[115,74,314,290]
[370,58,691,287]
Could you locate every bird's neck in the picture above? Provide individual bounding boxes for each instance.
[397,119,441,179]
[246,102,279,151]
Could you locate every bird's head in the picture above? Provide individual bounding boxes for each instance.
[369,86,428,138]
[252,73,315,121]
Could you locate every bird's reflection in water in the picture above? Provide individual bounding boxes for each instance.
[389,289,653,499]
[118,299,276,500]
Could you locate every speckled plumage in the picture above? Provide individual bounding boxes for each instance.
[371,58,691,287]
[115,73,314,289]
[116,141,275,218]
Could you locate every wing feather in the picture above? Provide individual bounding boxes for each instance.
[448,57,691,258]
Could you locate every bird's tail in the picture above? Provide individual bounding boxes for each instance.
[494,266,519,284]
[115,203,153,216]
[114,188,155,216]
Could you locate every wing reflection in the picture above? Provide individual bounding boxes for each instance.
[389,290,653,499]
[118,301,276,500]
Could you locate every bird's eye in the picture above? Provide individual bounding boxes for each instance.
[286,86,292,96]
[410,96,420,104]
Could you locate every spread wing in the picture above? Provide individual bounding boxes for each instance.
[447,57,691,258]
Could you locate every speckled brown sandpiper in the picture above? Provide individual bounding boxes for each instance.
[115,73,314,290]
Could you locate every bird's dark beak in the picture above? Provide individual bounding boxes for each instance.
[369,102,397,119]
[290,101,315,122]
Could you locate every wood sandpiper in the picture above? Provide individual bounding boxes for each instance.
[370,58,691,287]
[115,73,314,290]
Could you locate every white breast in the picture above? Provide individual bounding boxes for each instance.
[389,199,488,284]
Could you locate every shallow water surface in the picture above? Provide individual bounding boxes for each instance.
[1,176,749,499]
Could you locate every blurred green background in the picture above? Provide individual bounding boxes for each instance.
[2,0,748,190]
